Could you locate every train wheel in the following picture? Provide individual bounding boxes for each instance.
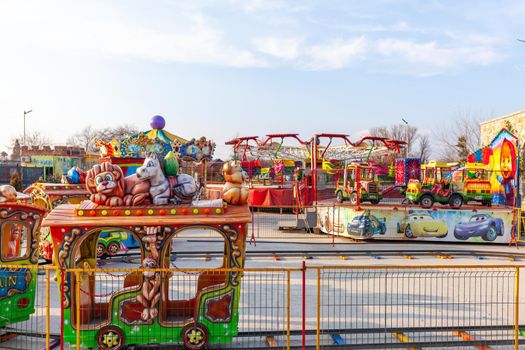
[96,326,125,350]
[96,243,106,258]
[182,323,209,350]
[107,242,120,256]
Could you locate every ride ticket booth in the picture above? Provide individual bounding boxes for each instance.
[43,202,250,350]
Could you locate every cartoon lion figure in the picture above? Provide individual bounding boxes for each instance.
[86,162,151,207]
[85,162,125,206]
[222,161,249,205]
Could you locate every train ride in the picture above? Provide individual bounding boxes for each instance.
[0,185,46,329]
[43,156,250,350]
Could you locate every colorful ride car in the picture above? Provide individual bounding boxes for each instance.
[347,214,386,237]
[406,161,463,208]
[396,212,448,238]
[335,163,382,204]
[406,161,494,209]
[451,163,493,206]
[453,213,504,241]
[0,202,46,328]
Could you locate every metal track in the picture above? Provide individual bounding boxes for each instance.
[87,247,525,262]
[8,322,524,349]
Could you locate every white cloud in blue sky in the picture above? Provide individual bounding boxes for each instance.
[0,0,524,158]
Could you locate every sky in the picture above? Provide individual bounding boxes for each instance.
[0,0,524,159]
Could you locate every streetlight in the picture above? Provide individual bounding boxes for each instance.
[401,118,408,157]
[23,110,32,145]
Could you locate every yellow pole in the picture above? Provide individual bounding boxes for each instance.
[75,270,81,349]
[515,266,520,350]
[519,208,522,241]
[46,268,50,350]
[287,270,290,350]
[316,268,321,350]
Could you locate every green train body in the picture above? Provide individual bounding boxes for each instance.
[0,203,46,328]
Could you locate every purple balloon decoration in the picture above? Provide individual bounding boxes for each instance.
[150,115,166,130]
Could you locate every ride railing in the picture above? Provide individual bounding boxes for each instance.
[0,264,57,350]
[2,264,525,349]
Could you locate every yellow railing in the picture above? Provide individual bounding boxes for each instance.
[0,264,523,350]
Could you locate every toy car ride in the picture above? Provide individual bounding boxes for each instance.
[335,163,382,204]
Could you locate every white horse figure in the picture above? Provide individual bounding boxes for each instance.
[136,153,171,205]
[136,153,197,205]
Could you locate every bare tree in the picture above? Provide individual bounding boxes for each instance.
[67,124,139,152]
[98,124,139,140]
[415,134,431,163]
[370,123,418,157]
[10,131,52,149]
[67,125,99,153]
[436,110,481,162]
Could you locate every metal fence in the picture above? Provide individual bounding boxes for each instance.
[1,264,525,349]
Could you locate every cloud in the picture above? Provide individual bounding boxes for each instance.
[254,37,302,60]
[0,1,509,74]
[376,38,503,69]
[304,37,367,70]
[0,2,267,68]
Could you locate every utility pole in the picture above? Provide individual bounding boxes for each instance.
[401,118,409,158]
[23,110,32,145]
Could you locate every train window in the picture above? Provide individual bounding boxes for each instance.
[161,228,227,324]
[1,221,29,261]
[72,229,143,328]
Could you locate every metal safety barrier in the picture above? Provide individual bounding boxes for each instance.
[0,264,524,349]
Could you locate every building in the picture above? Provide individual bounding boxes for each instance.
[20,145,87,179]
[480,108,525,144]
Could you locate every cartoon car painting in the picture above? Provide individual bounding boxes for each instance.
[453,214,504,241]
[347,215,386,237]
[396,213,448,238]
[97,231,127,258]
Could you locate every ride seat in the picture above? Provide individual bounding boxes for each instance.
[161,271,227,322]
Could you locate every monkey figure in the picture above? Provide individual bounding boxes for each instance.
[136,257,161,321]
[142,226,160,260]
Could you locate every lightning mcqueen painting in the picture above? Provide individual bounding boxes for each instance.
[453,213,504,241]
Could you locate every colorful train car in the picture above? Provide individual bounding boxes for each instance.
[44,202,249,350]
[0,201,46,327]
[43,156,250,350]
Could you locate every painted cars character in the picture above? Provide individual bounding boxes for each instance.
[453,213,504,241]
[347,215,386,237]
[396,213,448,238]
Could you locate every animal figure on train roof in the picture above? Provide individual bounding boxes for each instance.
[137,153,197,205]
[0,185,17,202]
[222,161,249,205]
[85,152,198,206]
[86,162,151,206]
